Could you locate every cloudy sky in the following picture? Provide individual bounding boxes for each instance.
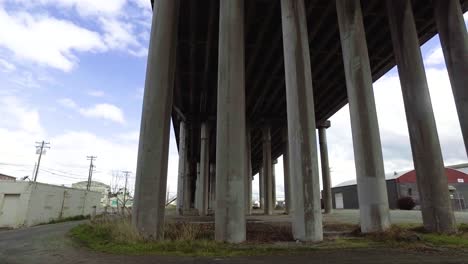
[0,1,466,201]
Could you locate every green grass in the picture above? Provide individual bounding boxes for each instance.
[69,220,468,257]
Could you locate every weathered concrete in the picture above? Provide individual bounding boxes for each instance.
[183,159,192,212]
[132,0,180,239]
[195,123,210,216]
[176,121,187,215]
[215,0,246,243]
[272,159,277,208]
[318,121,332,214]
[433,0,468,157]
[335,0,390,233]
[208,163,215,211]
[386,0,457,233]
[281,0,323,242]
[282,128,291,215]
[259,167,264,209]
[262,125,274,215]
[246,129,253,215]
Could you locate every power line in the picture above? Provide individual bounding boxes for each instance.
[34,141,50,182]
[39,168,88,180]
[86,156,97,190]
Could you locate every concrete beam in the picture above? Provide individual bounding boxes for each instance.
[246,129,253,215]
[318,121,332,214]
[281,0,323,242]
[262,125,274,215]
[272,159,277,208]
[176,121,187,215]
[433,0,468,157]
[336,0,390,233]
[259,167,264,209]
[386,0,457,233]
[282,128,291,215]
[215,0,246,243]
[195,123,210,216]
[132,0,180,239]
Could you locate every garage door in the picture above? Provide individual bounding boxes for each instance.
[335,193,344,209]
[0,194,21,228]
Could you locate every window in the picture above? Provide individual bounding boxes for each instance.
[408,188,412,196]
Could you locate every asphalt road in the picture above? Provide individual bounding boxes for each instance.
[1,219,468,264]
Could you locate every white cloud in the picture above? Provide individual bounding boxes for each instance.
[79,103,125,124]
[0,96,43,134]
[10,0,127,17]
[425,47,445,66]
[0,7,106,71]
[99,17,146,56]
[56,99,126,124]
[0,58,15,72]
[87,90,105,97]
[57,98,78,109]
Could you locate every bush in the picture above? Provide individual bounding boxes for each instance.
[398,196,416,210]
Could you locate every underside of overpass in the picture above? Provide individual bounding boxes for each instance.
[136,0,468,242]
[152,0,468,176]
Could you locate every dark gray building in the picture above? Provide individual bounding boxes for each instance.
[332,164,468,211]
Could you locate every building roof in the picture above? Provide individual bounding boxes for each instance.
[0,173,16,180]
[334,163,468,188]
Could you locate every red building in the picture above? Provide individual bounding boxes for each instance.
[332,164,468,211]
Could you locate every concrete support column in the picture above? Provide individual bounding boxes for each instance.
[281,0,323,242]
[183,159,192,211]
[259,167,264,209]
[208,163,216,211]
[335,0,390,233]
[433,0,468,156]
[196,123,210,216]
[132,0,180,239]
[262,125,274,215]
[282,128,291,215]
[272,159,277,209]
[245,129,253,215]
[318,121,332,214]
[215,0,246,243]
[386,0,457,233]
[176,121,187,215]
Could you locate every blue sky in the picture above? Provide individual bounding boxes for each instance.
[0,1,466,201]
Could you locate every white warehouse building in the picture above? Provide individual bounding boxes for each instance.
[0,181,101,228]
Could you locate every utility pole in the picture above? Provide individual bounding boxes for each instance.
[86,156,97,190]
[34,141,50,182]
[121,171,131,209]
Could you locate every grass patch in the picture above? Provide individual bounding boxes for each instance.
[69,219,468,256]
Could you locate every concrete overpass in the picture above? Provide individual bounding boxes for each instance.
[133,0,468,242]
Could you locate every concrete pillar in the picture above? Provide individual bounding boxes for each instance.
[281,0,323,242]
[132,0,179,239]
[183,159,191,211]
[176,121,187,215]
[196,123,210,216]
[335,0,390,233]
[245,129,253,215]
[282,128,291,215]
[272,159,277,209]
[259,167,264,209]
[262,126,274,215]
[386,0,457,233]
[318,121,332,214]
[209,163,216,211]
[433,0,468,156]
[215,0,246,243]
